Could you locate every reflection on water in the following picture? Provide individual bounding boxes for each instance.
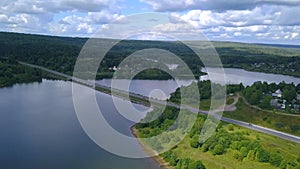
[0,80,161,169]
[201,67,300,86]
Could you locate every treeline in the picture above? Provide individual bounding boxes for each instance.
[2,32,300,80]
[0,58,43,87]
[169,80,243,104]
[217,46,300,77]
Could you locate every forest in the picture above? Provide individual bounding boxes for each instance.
[0,58,43,87]
[135,81,300,169]
[1,32,300,81]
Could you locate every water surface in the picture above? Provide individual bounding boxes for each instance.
[0,80,161,169]
[201,67,300,86]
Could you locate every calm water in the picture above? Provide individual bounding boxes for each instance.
[97,68,300,100]
[96,79,195,100]
[0,80,161,169]
[201,67,300,86]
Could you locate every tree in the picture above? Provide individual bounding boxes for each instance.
[260,96,272,109]
[228,124,234,131]
[233,150,243,162]
[296,84,300,93]
[240,147,249,158]
[249,91,262,105]
[279,160,287,169]
[283,88,297,102]
[176,158,190,169]
[269,153,283,167]
[212,144,225,155]
[256,148,270,162]
[189,160,206,169]
[247,150,256,161]
[190,136,200,148]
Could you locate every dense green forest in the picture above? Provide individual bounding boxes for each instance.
[1,32,300,80]
[0,58,43,87]
[135,81,300,169]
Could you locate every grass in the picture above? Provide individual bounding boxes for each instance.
[224,99,300,136]
[199,99,211,111]
[171,123,300,169]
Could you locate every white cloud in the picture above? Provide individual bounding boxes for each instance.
[49,10,121,36]
[0,0,121,36]
[0,0,299,44]
[140,0,300,12]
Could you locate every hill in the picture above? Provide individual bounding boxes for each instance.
[1,31,300,79]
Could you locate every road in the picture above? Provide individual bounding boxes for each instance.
[19,61,300,144]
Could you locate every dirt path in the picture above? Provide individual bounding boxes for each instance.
[223,95,239,112]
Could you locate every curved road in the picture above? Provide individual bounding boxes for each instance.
[19,61,300,144]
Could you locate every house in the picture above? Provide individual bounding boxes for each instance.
[297,94,300,100]
[270,99,278,107]
[272,89,282,98]
[270,99,282,109]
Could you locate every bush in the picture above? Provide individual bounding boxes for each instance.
[228,124,234,131]
[189,160,206,169]
[256,148,270,162]
[269,153,283,167]
[190,135,200,148]
[212,144,225,155]
[279,160,287,169]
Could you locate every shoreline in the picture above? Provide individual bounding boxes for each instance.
[130,125,173,169]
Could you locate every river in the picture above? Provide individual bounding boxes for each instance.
[201,67,300,86]
[97,68,300,100]
[0,80,161,169]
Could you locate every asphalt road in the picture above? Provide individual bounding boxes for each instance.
[19,61,300,145]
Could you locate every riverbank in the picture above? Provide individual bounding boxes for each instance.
[130,125,172,169]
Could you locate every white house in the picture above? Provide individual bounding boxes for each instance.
[272,89,282,98]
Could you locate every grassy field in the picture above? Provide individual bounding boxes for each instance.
[224,99,300,136]
[171,123,300,169]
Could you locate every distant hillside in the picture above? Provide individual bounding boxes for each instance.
[255,43,300,49]
[1,31,300,79]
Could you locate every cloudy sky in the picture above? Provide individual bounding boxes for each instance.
[1,0,300,44]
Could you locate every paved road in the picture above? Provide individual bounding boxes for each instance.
[19,61,300,144]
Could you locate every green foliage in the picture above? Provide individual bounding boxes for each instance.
[2,32,300,81]
[0,58,43,87]
[283,88,297,102]
[279,160,287,169]
[227,124,234,131]
[190,135,200,148]
[162,151,179,166]
[188,160,206,169]
[269,152,283,167]
[212,144,225,155]
[256,148,270,163]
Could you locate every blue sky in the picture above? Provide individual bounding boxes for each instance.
[1,0,300,44]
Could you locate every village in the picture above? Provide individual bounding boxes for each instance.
[270,89,300,112]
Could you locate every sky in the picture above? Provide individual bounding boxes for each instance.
[1,0,300,44]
